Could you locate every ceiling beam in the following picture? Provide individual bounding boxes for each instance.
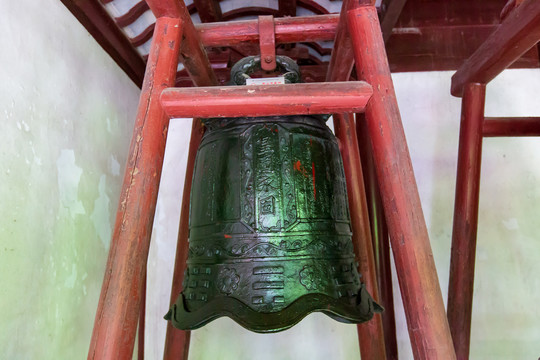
[386,24,539,73]
[279,0,297,16]
[60,0,146,87]
[380,0,408,42]
[451,0,540,96]
[193,0,222,22]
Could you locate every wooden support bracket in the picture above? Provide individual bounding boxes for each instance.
[258,15,276,71]
[348,5,456,359]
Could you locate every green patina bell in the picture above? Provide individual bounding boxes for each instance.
[165,57,381,333]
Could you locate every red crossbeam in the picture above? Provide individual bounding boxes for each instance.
[197,14,339,46]
[160,82,373,118]
[483,116,540,137]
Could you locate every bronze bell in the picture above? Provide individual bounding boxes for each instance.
[165,56,381,333]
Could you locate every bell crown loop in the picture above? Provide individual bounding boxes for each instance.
[230,55,302,85]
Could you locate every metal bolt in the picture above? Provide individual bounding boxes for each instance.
[264,56,273,63]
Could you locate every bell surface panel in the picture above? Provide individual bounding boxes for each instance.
[166,116,381,333]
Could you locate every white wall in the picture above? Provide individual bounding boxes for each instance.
[148,69,540,359]
[0,1,140,358]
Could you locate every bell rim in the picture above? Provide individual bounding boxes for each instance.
[165,283,381,334]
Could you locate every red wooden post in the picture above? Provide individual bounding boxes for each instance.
[356,113,398,360]
[348,6,456,359]
[162,120,205,360]
[160,82,373,118]
[447,83,486,360]
[177,3,218,86]
[326,0,362,82]
[161,0,219,357]
[333,113,387,359]
[88,16,182,360]
[138,273,146,360]
[325,2,386,358]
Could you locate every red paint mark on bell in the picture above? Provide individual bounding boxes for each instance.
[309,138,313,146]
[224,234,232,239]
[312,162,316,200]
[294,160,309,178]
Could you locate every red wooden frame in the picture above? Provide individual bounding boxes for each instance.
[160,82,373,118]
[451,0,540,96]
[448,83,486,359]
[356,112,398,360]
[349,5,456,359]
[333,113,387,359]
[326,3,387,358]
[197,14,340,47]
[483,117,540,137]
[448,1,540,358]
[89,1,457,359]
[88,15,183,360]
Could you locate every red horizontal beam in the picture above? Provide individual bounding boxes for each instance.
[196,14,339,47]
[160,82,372,118]
[451,0,540,97]
[386,25,539,73]
[483,116,540,137]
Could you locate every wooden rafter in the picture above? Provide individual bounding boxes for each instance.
[222,7,280,21]
[298,0,330,14]
[279,0,297,16]
[114,0,150,27]
[278,0,296,16]
[60,0,146,86]
[193,0,222,22]
[380,0,408,42]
